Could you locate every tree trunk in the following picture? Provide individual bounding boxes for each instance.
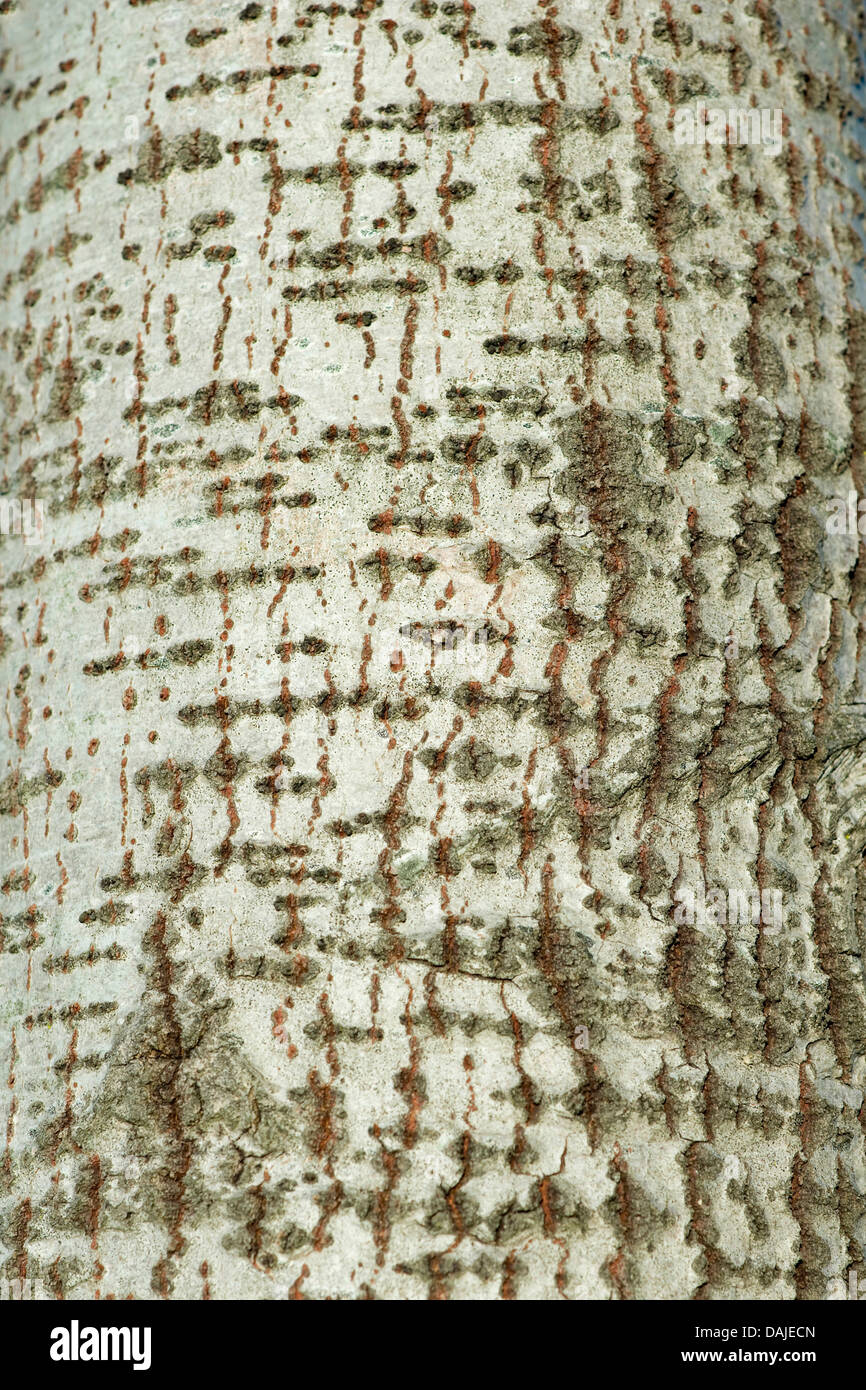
[1,0,865,1300]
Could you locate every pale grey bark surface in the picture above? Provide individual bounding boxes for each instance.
[1,0,865,1299]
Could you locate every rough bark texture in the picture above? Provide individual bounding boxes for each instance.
[1,0,866,1301]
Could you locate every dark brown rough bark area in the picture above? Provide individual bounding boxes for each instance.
[1,0,865,1299]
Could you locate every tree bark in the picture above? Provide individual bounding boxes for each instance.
[1,0,865,1300]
